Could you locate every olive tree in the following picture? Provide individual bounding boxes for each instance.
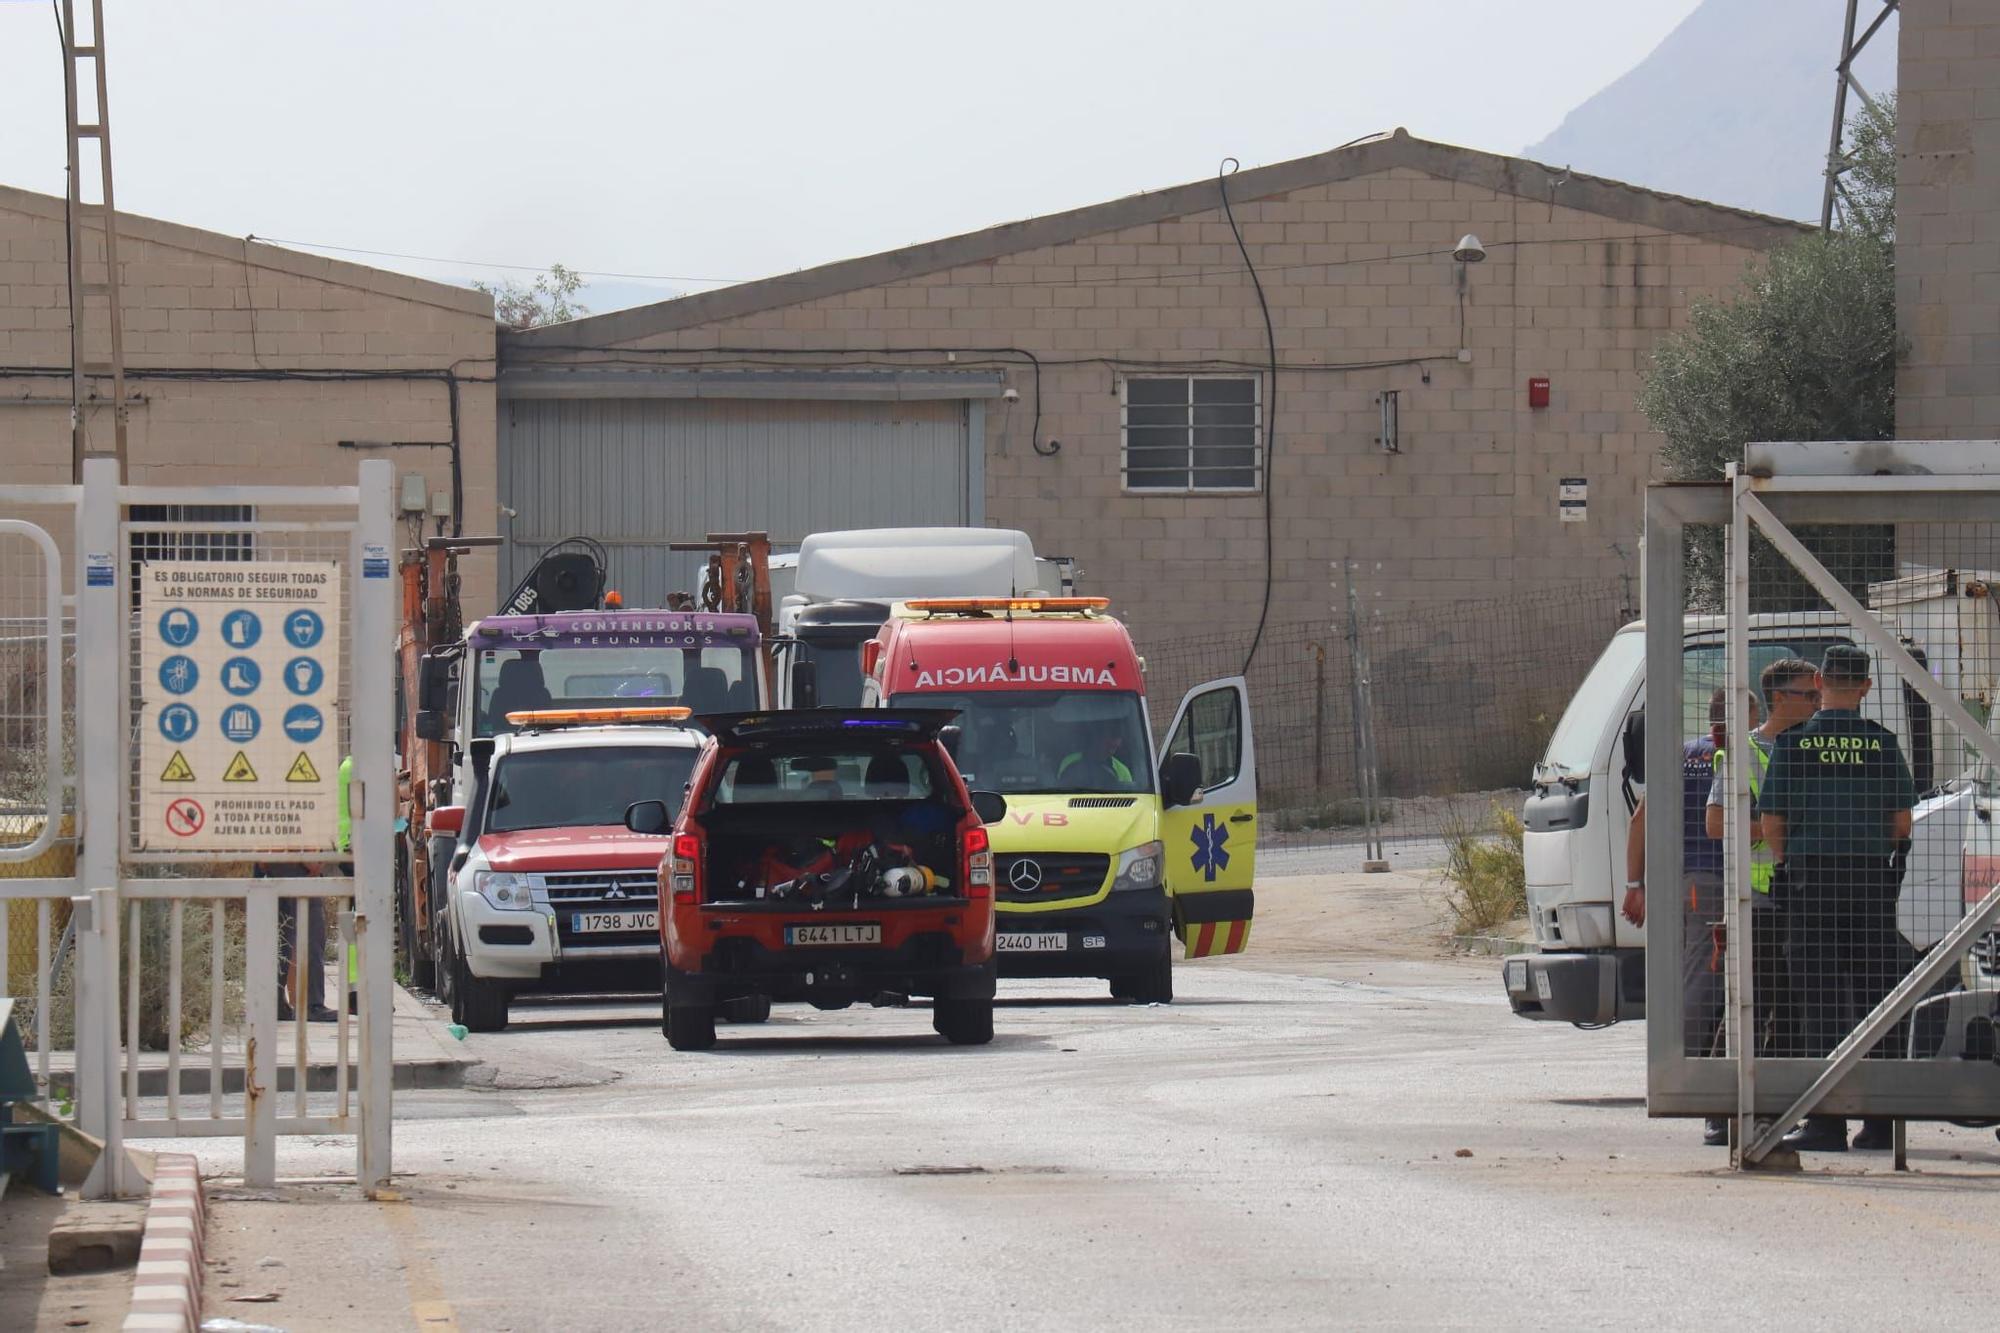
[1638,98,1901,609]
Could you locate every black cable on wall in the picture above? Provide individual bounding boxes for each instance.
[1217,158,1279,679]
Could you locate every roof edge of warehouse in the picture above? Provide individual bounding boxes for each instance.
[504,126,1813,349]
[0,182,493,318]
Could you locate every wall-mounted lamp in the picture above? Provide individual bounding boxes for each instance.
[1452,232,1486,362]
[1376,389,1400,454]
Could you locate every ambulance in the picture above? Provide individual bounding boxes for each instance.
[860,596,1255,1001]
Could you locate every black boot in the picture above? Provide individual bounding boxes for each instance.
[1783,1116,1849,1152]
[1702,1118,1729,1147]
[1851,1119,1894,1151]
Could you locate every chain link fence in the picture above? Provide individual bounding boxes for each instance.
[1142,577,1632,868]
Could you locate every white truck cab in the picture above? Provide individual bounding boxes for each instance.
[1504,589,1988,1026]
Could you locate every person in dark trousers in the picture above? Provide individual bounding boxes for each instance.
[1621,687,1734,1145]
[1758,644,1917,1153]
[1705,658,1820,1066]
[259,861,337,1023]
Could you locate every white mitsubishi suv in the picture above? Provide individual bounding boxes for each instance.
[430,708,739,1032]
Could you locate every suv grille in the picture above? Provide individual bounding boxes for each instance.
[997,853,1110,903]
[1974,929,2000,981]
[542,871,660,947]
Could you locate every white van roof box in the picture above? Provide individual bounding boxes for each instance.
[794,528,1040,601]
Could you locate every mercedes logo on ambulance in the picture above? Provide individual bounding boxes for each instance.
[1007,859,1044,892]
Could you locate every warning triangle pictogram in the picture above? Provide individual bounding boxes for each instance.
[159,750,196,782]
[285,751,322,783]
[222,751,258,783]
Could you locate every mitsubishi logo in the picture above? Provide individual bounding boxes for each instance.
[1007,859,1044,893]
[604,883,628,900]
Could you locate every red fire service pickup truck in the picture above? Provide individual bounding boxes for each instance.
[627,709,1005,1050]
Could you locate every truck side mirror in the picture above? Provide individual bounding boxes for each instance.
[790,658,819,710]
[414,710,445,742]
[1160,752,1203,809]
[625,800,671,836]
[1621,710,1645,785]
[417,653,452,711]
[939,724,963,760]
[970,790,1008,825]
[427,805,465,838]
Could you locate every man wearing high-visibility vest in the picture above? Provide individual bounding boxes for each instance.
[1706,657,1820,1071]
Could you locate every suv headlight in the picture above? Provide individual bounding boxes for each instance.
[475,871,541,911]
[1111,841,1164,893]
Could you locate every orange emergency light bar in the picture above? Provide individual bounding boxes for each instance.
[504,706,694,727]
[906,596,1110,614]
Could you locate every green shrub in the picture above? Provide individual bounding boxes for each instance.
[1442,804,1526,935]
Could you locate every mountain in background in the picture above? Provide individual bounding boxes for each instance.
[1523,0,1896,221]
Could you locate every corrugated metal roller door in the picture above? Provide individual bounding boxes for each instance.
[500,397,970,607]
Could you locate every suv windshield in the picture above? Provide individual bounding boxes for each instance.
[474,646,758,737]
[894,690,1153,794]
[487,745,698,832]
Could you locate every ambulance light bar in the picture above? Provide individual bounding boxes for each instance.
[905,596,1110,614]
[505,706,694,727]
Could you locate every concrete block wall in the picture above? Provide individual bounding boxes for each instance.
[530,154,1785,649]
[0,186,498,607]
[1897,0,2000,438]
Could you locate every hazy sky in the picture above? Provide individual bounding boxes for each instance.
[0,1,1702,305]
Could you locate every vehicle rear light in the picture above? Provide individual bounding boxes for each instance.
[965,824,993,898]
[673,833,701,903]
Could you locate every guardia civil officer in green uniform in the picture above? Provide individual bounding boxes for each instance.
[1757,644,1915,1153]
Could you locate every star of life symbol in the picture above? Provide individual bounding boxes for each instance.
[1189,813,1229,882]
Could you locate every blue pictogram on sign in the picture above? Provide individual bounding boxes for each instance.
[284,609,324,649]
[158,655,199,696]
[283,657,324,696]
[220,704,260,744]
[221,656,262,696]
[157,704,198,743]
[282,704,324,744]
[1189,813,1230,883]
[157,608,199,647]
[220,609,262,649]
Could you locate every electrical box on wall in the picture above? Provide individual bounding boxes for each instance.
[1528,377,1551,409]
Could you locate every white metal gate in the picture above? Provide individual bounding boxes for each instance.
[0,460,395,1196]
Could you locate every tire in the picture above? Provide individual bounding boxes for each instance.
[397,840,437,992]
[932,997,995,1046]
[451,939,509,1033]
[721,994,772,1024]
[431,910,454,1010]
[666,999,717,1051]
[1120,950,1174,1006]
[1108,976,1133,1001]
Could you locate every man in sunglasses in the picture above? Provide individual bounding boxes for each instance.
[1706,660,1819,1083]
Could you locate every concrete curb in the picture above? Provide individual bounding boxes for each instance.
[121,1153,206,1333]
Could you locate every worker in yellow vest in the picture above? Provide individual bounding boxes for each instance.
[1704,657,1820,1065]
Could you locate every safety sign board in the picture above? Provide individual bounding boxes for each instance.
[138,561,341,851]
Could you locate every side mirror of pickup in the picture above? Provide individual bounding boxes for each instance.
[427,805,465,838]
[625,799,671,836]
[1159,752,1203,809]
[789,658,819,710]
[969,790,1008,826]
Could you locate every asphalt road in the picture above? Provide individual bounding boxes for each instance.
[187,877,2000,1332]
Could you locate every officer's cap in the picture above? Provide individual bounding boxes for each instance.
[1820,643,1870,683]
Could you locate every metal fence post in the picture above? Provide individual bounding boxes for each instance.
[1343,561,1387,871]
[353,460,395,1193]
[76,458,126,1198]
[244,890,278,1186]
[1724,468,1759,1163]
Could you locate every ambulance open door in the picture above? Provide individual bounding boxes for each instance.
[1159,676,1255,957]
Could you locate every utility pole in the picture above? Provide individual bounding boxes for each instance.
[1819,0,1899,233]
[60,0,131,480]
